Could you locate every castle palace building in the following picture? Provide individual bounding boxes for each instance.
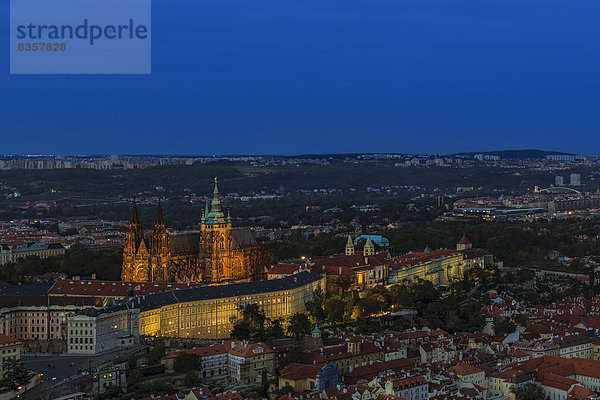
[121,179,267,284]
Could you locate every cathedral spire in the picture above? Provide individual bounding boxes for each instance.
[205,177,225,224]
[155,198,164,226]
[202,200,209,223]
[130,197,140,225]
[211,177,222,212]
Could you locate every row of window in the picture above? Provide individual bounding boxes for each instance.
[70,344,94,351]
[70,337,94,344]
[69,329,91,336]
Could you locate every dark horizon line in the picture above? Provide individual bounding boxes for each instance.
[0,148,588,158]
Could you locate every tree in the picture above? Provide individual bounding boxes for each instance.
[337,275,355,292]
[279,347,305,369]
[0,358,29,391]
[515,383,546,400]
[267,317,285,339]
[127,369,143,391]
[231,303,268,341]
[305,287,325,323]
[392,316,411,331]
[146,345,165,365]
[494,319,516,336]
[230,321,251,340]
[409,279,440,310]
[287,313,312,339]
[513,313,527,326]
[354,296,383,319]
[276,383,295,397]
[260,369,269,396]
[183,370,200,387]
[173,353,200,373]
[98,386,122,400]
[388,284,411,308]
[324,297,345,324]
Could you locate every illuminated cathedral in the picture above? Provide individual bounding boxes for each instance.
[121,179,267,283]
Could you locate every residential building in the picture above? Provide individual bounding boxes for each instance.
[278,363,322,392]
[0,334,22,379]
[226,340,275,383]
[67,306,139,355]
[448,362,485,386]
[0,242,66,265]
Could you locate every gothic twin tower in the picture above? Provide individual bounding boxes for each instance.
[121,179,266,283]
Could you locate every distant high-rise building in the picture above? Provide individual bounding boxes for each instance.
[570,173,581,186]
[555,176,564,186]
[547,154,576,162]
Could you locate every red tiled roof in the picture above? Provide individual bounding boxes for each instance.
[389,249,462,270]
[459,248,490,259]
[569,385,596,399]
[311,253,389,269]
[163,344,227,360]
[449,362,483,377]
[268,264,305,276]
[458,235,471,245]
[344,359,414,384]
[319,265,355,276]
[215,391,243,400]
[539,372,578,391]
[0,334,21,345]
[392,375,428,389]
[225,340,274,358]
[280,363,322,381]
[188,387,215,400]
[305,340,383,365]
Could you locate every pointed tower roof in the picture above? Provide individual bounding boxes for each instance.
[130,197,140,225]
[458,234,472,245]
[155,198,164,226]
[204,177,226,224]
[346,235,354,247]
[364,235,374,248]
[312,323,321,333]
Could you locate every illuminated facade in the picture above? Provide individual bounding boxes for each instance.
[121,179,268,284]
[137,271,324,339]
[389,249,465,286]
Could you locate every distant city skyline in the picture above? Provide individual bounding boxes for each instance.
[0,149,594,157]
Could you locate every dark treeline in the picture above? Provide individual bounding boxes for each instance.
[1,161,596,223]
[3,217,600,284]
[265,217,600,268]
[0,244,123,283]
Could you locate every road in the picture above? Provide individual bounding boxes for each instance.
[20,345,144,399]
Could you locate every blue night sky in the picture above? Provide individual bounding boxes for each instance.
[1,0,599,155]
